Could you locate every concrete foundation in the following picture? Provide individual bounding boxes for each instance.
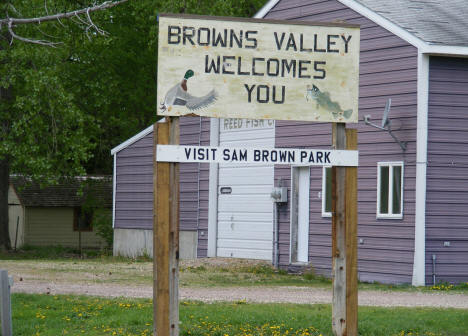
[113,228,197,259]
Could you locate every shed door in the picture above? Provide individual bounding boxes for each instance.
[217,118,275,260]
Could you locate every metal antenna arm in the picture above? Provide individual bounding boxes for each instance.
[387,124,407,152]
[363,115,407,152]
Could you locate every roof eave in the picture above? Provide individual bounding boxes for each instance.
[110,124,154,155]
[421,45,468,57]
[254,0,281,18]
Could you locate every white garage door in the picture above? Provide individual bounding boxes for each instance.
[217,118,275,260]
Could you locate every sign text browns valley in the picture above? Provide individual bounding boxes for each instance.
[157,14,360,123]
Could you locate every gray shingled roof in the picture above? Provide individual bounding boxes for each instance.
[355,0,468,46]
[10,176,112,208]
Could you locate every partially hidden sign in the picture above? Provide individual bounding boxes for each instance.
[156,145,359,166]
[157,14,360,123]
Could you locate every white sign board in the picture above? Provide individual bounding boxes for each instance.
[156,145,358,166]
[157,14,360,123]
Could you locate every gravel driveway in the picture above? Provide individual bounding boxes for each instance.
[3,258,468,309]
[11,281,468,309]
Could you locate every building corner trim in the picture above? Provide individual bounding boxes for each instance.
[112,154,117,229]
[413,52,429,286]
[207,118,220,257]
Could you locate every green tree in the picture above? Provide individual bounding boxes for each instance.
[0,0,266,251]
[0,0,128,251]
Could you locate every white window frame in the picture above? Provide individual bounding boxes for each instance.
[321,166,332,217]
[377,161,404,219]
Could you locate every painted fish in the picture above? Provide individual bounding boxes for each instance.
[306,84,353,119]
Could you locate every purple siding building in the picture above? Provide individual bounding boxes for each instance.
[112,0,468,285]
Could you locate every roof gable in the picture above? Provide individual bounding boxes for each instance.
[256,0,468,55]
[111,124,153,155]
[355,0,468,47]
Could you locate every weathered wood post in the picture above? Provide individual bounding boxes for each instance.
[0,269,13,336]
[153,117,180,336]
[331,124,358,336]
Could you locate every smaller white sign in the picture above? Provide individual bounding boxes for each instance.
[156,145,358,166]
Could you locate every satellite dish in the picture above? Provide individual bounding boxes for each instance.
[381,98,391,129]
[363,98,407,152]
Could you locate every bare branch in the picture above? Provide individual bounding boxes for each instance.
[1,0,128,26]
[86,8,108,36]
[74,12,90,26]
[8,21,62,47]
[3,0,127,46]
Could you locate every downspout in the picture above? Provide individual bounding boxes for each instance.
[412,51,429,286]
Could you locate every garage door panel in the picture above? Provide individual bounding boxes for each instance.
[219,162,273,168]
[220,129,275,142]
[219,139,275,148]
[218,197,272,212]
[218,231,272,241]
[218,185,273,195]
[220,134,275,144]
[217,118,274,261]
[218,174,272,186]
[219,166,273,176]
[217,238,271,250]
[218,213,273,222]
[218,221,273,236]
[217,248,272,260]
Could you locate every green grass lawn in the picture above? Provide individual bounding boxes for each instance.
[10,293,468,336]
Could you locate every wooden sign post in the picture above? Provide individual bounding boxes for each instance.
[332,123,358,336]
[153,117,180,336]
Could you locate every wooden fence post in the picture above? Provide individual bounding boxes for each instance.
[153,117,180,336]
[331,124,358,336]
[0,269,13,336]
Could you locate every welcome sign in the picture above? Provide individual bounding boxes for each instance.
[157,14,360,123]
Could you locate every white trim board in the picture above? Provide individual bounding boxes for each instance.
[254,0,281,18]
[207,118,220,257]
[112,154,117,228]
[413,52,430,286]
[110,124,154,155]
